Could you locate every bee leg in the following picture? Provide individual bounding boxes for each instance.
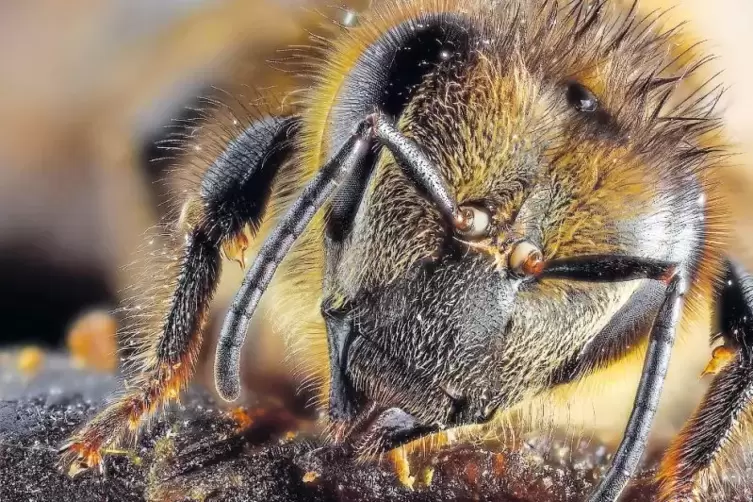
[59,115,300,475]
[658,259,753,501]
[538,255,687,502]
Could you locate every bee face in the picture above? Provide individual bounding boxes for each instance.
[325,253,516,426]
[318,1,713,431]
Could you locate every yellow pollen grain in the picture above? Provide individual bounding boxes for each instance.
[302,471,320,483]
[390,447,415,490]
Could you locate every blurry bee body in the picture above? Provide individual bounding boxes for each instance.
[62,1,753,501]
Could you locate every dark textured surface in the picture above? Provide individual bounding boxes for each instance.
[0,350,748,502]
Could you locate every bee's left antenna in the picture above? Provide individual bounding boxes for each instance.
[214,122,371,402]
[214,113,470,402]
[368,113,473,232]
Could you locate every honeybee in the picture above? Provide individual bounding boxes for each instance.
[60,0,752,500]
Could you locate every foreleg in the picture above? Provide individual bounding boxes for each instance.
[60,115,299,474]
[658,259,753,501]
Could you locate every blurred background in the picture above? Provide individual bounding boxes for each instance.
[0,0,341,347]
[0,0,752,446]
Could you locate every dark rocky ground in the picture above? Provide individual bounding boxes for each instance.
[0,350,749,502]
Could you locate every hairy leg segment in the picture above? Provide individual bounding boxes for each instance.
[658,260,753,501]
[59,116,300,474]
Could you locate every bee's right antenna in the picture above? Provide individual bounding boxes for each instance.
[536,254,686,502]
[215,113,467,402]
[368,113,474,232]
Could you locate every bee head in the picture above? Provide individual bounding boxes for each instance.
[316,1,716,439]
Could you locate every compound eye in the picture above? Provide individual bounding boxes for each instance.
[509,240,543,278]
[457,205,491,239]
[566,81,599,113]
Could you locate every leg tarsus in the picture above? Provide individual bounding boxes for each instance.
[59,363,191,474]
[61,230,221,474]
[59,439,105,477]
